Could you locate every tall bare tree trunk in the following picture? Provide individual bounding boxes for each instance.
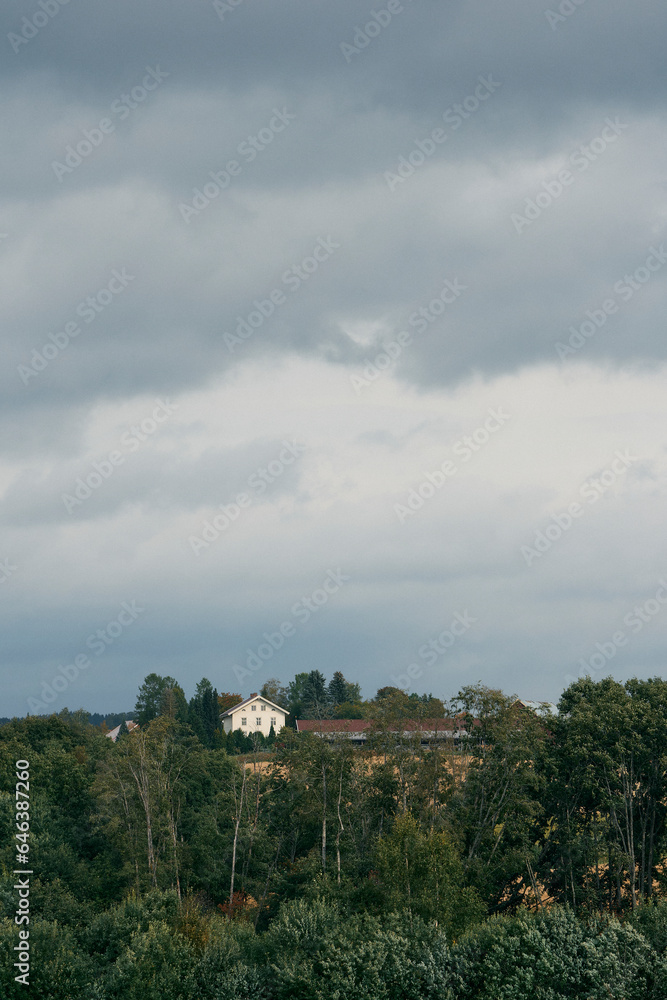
[336,768,344,884]
[129,746,157,887]
[229,765,247,919]
[647,798,657,900]
[321,758,327,874]
[168,804,181,901]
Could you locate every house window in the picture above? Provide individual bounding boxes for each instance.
[251,704,257,711]
[256,717,261,726]
[261,703,266,711]
[241,717,247,726]
[271,717,276,726]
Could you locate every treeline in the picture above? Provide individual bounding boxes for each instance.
[0,668,451,738]
[133,667,449,735]
[3,676,667,997]
[112,668,447,752]
[260,669,446,720]
[0,710,133,730]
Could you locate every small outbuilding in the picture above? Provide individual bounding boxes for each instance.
[105,720,139,742]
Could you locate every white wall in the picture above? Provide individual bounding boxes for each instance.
[222,697,285,734]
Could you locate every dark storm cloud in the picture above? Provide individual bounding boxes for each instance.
[3,0,667,113]
[1,0,666,426]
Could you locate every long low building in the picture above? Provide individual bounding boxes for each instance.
[295,717,470,746]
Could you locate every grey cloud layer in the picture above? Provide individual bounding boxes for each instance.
[1,0,666,715]
[2,0,666,431]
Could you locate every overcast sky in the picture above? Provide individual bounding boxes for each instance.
[2,0,667,718]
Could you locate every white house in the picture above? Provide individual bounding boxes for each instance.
[220,693,287,736]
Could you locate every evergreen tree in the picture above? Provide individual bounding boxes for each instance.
[232,729,252,754]
[116,720,130,740]
[200,682,220,746]
[286,672,310,719]
[159,682,188,724]
[328,671,349,706]
[189,678,220,748]
[301,670,330,719]
[135,673,179,726]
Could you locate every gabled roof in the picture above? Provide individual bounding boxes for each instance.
[106,720,139,742]
[220,694,288,719]
[515,700,558,716]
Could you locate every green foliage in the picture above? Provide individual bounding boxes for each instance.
[448,684,549,911]
[104,919,196,999]
[226,728,255,753]
[451,907,655,999]
[83,889,181,964]
[259,678,290,710]
[0,919,96,999]
[327,671,349,706]
[366,686,445,720]
[0,715,123,907]
[327,672,364,718]
[629,898,667,954]
[375,812,484,938]
[9,676,667,998]
[188,678,221,748]
[159,682,189,723]
[333,699,365,718]
[263,898,446,1000]
[135,673,180,726]
[291,670,331,720]
[286,672,310,719]
[540,676,667,913]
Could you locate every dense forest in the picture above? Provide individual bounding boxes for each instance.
[4,674,667,997]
